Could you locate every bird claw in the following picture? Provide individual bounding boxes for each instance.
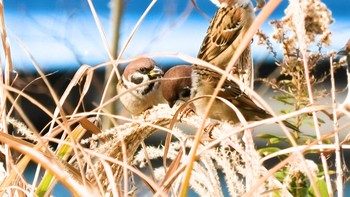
[204,122,220,139]
[179,107,195,122]
[143,110,151,121]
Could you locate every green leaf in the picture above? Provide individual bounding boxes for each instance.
[308,177,329,197]
[317,117,325,124]
[258,147,281,156]
[269,137,282,144]
[257,133,280,139]
[274,170,286,181]
[257,133,288,144]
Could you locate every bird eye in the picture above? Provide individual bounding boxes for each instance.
[139,67,147,73]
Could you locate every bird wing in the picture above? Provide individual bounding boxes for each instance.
[197,6,243,62]
[218,80,269,117]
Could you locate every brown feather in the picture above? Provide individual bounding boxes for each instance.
[161,65,192,107]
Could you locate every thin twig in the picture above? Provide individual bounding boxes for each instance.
[0,0,13,72]
[86,0,120,79]
[179,0,283,195]
[289,0,329,195]
[330,56,343,196]
[95,0,157,127]
[101,0,124,129]
[0,0,12,175]
[116,0,158,61]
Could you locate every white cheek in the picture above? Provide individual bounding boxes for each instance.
[124,73,149,89]
[122,75,134,89]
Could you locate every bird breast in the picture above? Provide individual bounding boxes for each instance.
[117,82,165,115]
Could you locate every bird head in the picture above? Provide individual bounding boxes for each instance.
[122,58,163,95]
[161,65,192,108]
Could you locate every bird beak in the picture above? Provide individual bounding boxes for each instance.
[169,100,176,108]
[148,67,163,79]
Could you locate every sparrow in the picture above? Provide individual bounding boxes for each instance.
[117,57,166,115]
[187,0,297,130]
[191,0,260,122]
[160,65,297,129]
[160,65,193,107]
[192,67,271,122]
[198,0,255,87]
[161,66,297,130]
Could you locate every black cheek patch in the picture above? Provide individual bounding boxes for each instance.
[181,87,191,98]
[140,82,155,95]
[131,76,144,84]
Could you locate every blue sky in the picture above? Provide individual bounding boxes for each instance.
[3,0,350,71]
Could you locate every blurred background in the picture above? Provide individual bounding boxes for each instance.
[5,0,350,71]
[4,0,350,126]
[2,0,350,196]
[3,0,350,138]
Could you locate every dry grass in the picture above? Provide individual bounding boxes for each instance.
[0,0,348,196]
